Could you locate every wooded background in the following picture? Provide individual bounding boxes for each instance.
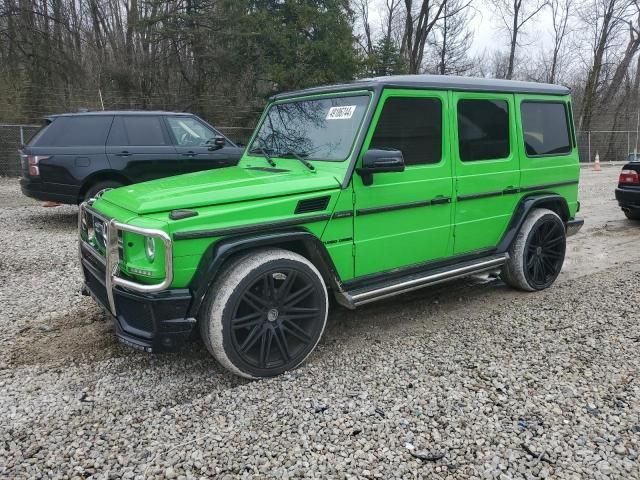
[2,0,640,154]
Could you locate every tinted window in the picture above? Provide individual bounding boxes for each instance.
[166,116,218,146]
[521,102,571,156]
[107,116,168,146]
[370,97,442,165]
[457,100,510,161]
[249,95,370,161]
[32,116,113,147]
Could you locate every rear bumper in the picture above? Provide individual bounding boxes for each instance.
[20,177,77,204]
[615,187,640,211]
[81,250,196,352]
[566,218,584,237]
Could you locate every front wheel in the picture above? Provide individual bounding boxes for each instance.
[200,249,329,378]
[501,208,566,291]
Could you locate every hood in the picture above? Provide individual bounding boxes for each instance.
[100,166,341,214]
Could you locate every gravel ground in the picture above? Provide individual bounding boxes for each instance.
[1,167,639,479]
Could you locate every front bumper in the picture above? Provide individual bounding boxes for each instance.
[79,201,196,351]
[615,187,640,212]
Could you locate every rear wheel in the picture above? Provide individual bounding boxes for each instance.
[623,209,640,220]
[82,180,123,202]
[200,249,329,378]
[501,208,566,291]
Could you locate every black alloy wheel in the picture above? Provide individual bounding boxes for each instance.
[524,217,566,289]
[229,267,324,371]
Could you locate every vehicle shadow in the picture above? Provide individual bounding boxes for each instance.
[23,207,78,232]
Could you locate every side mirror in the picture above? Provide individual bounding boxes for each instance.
[208,136,226,150]
[356,148,405,186]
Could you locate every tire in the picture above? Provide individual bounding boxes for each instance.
[623,209,640,220]
[200,248,329,379]
[501,208,566,292]
[82,180,123,202]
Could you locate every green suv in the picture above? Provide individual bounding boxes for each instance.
[79,75,583,378]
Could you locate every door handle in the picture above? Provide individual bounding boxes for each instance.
[115,151,131,157]
[182,151,196,157]
[503,186,520,195]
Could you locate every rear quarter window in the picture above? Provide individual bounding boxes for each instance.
[521,102,571,156]
[31,116,113,147]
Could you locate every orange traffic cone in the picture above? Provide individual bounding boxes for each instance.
[593,152,601,171]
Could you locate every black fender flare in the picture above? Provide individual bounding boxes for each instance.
[186,229,343,318]
[497,193,570,253]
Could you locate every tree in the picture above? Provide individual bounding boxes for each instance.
[547,0,574,83]
[490,0,548,79]
[430,0,474,75]
[401,0,449,73]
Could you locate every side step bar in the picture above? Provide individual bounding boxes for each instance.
[336,253,509,309]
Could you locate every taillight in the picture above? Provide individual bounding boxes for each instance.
[27,155,49,176]
[619,169,639,185]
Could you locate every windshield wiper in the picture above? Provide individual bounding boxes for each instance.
[248,147,277,167]
[277,151,315,172]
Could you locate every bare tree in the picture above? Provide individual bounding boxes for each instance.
[401,0,449,73]
[490,0,548,79]
[547,0,574,83]
[430,0,474,75]
[577,0,633,131]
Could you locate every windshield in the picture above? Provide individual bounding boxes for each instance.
[249,94,370,161]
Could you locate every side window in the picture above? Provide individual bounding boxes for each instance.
[34,116,113,147]
[107,116,168,146]
[166,117,218,146]
[370,97,442,166]
[521,102,571,156]
[457,99,510,161]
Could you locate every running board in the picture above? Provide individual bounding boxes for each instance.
[336,253,509,309]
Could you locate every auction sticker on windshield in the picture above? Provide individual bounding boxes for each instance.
[326,105,356,120]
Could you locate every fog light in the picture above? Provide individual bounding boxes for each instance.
[128,267,154,277]
[145,236,155,262]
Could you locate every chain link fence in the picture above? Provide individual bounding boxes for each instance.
[0,124,41,176]
[576,130,640,163]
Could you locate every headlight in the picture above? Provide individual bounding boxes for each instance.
[145,236,156,262]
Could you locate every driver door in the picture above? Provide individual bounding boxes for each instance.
[165,115,238,172]
[352,90,454,277]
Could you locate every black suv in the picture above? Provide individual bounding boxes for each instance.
[20,111,244,204]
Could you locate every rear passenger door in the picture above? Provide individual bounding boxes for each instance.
[165,116,241,172]
[452,93,520,255]
[106,115,180,182]
[353,90,454,277]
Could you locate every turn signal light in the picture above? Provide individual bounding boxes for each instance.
[619,169,639,184]
[27,155,49,176]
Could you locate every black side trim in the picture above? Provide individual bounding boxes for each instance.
[457,190,503,201]
[169,209,199,220]
[332,210,354,219]
[356,197,451,216]
[457,180,578,202]
[519,180,579,192]
[174,214,332,240]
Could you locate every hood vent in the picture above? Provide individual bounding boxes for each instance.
[295,196,330,214]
